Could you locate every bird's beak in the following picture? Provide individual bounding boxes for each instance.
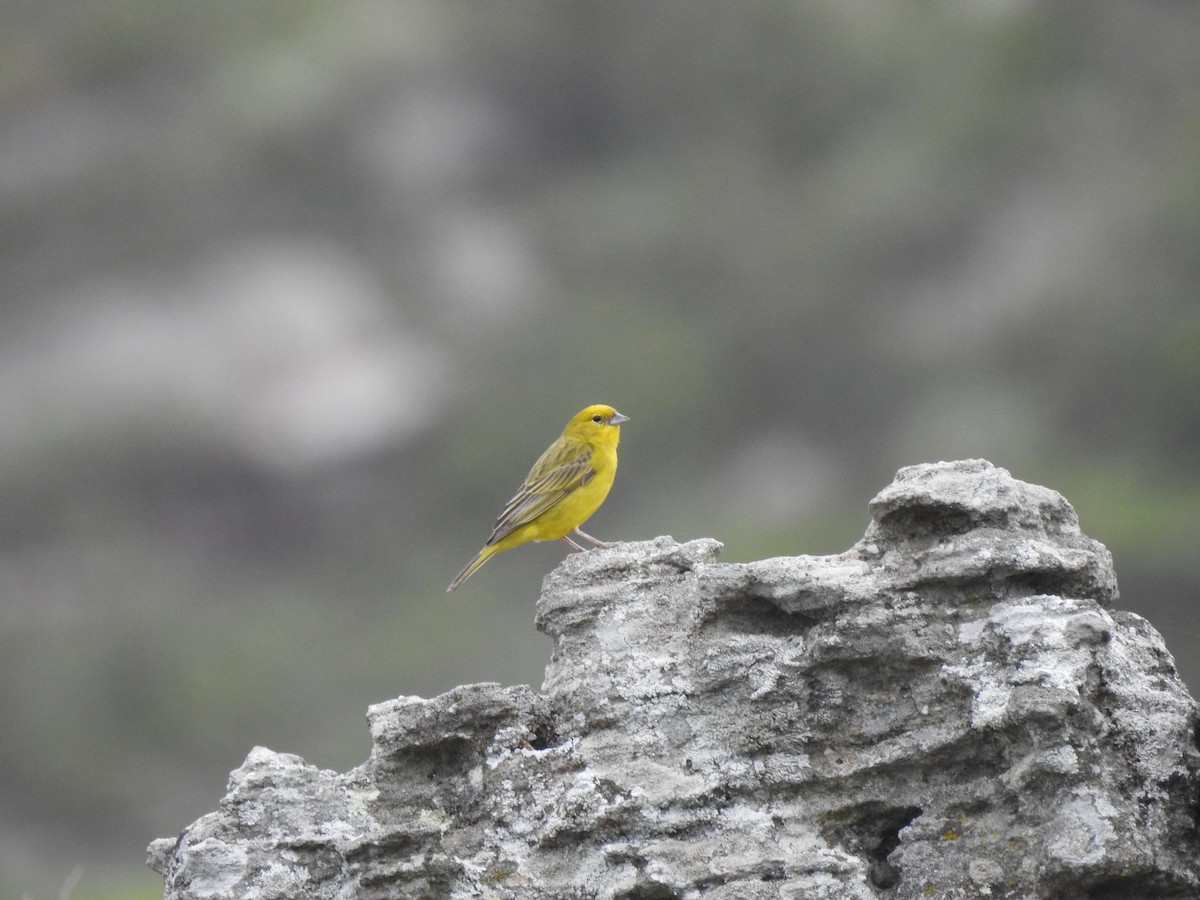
[610,411,630,425]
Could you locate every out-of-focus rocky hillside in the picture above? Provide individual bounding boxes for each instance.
[3,3,1199,898]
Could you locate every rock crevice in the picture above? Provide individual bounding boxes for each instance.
[149,460,1200,899]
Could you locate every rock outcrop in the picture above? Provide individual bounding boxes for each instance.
[148,460,1200,899]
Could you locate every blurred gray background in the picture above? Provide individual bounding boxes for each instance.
[3,2,1199,897]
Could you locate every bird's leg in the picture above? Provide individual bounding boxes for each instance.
[573,527,612,548]
[561,535,588,552]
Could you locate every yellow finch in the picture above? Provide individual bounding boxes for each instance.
[447,404,629,591]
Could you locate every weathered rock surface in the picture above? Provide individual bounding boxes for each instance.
[148,459,1200,899]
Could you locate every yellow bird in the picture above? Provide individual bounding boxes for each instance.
[447,404,629,591]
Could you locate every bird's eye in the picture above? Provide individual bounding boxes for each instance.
[592,414,604,423]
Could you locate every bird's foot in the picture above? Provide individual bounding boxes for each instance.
[572,527,614,549]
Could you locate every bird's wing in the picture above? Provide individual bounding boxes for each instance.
[487,438,595,545]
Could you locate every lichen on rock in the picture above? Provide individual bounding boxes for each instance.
[149,459,1200,899]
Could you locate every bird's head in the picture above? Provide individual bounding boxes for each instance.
[565,404,630,443]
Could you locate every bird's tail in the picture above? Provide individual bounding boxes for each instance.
[446,544,502,592]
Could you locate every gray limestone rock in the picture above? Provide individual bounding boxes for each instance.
[148,459,1200,899]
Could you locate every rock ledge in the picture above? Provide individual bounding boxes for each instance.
[149,460,1200,899]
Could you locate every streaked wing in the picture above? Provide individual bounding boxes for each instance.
[487,438,595,544]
